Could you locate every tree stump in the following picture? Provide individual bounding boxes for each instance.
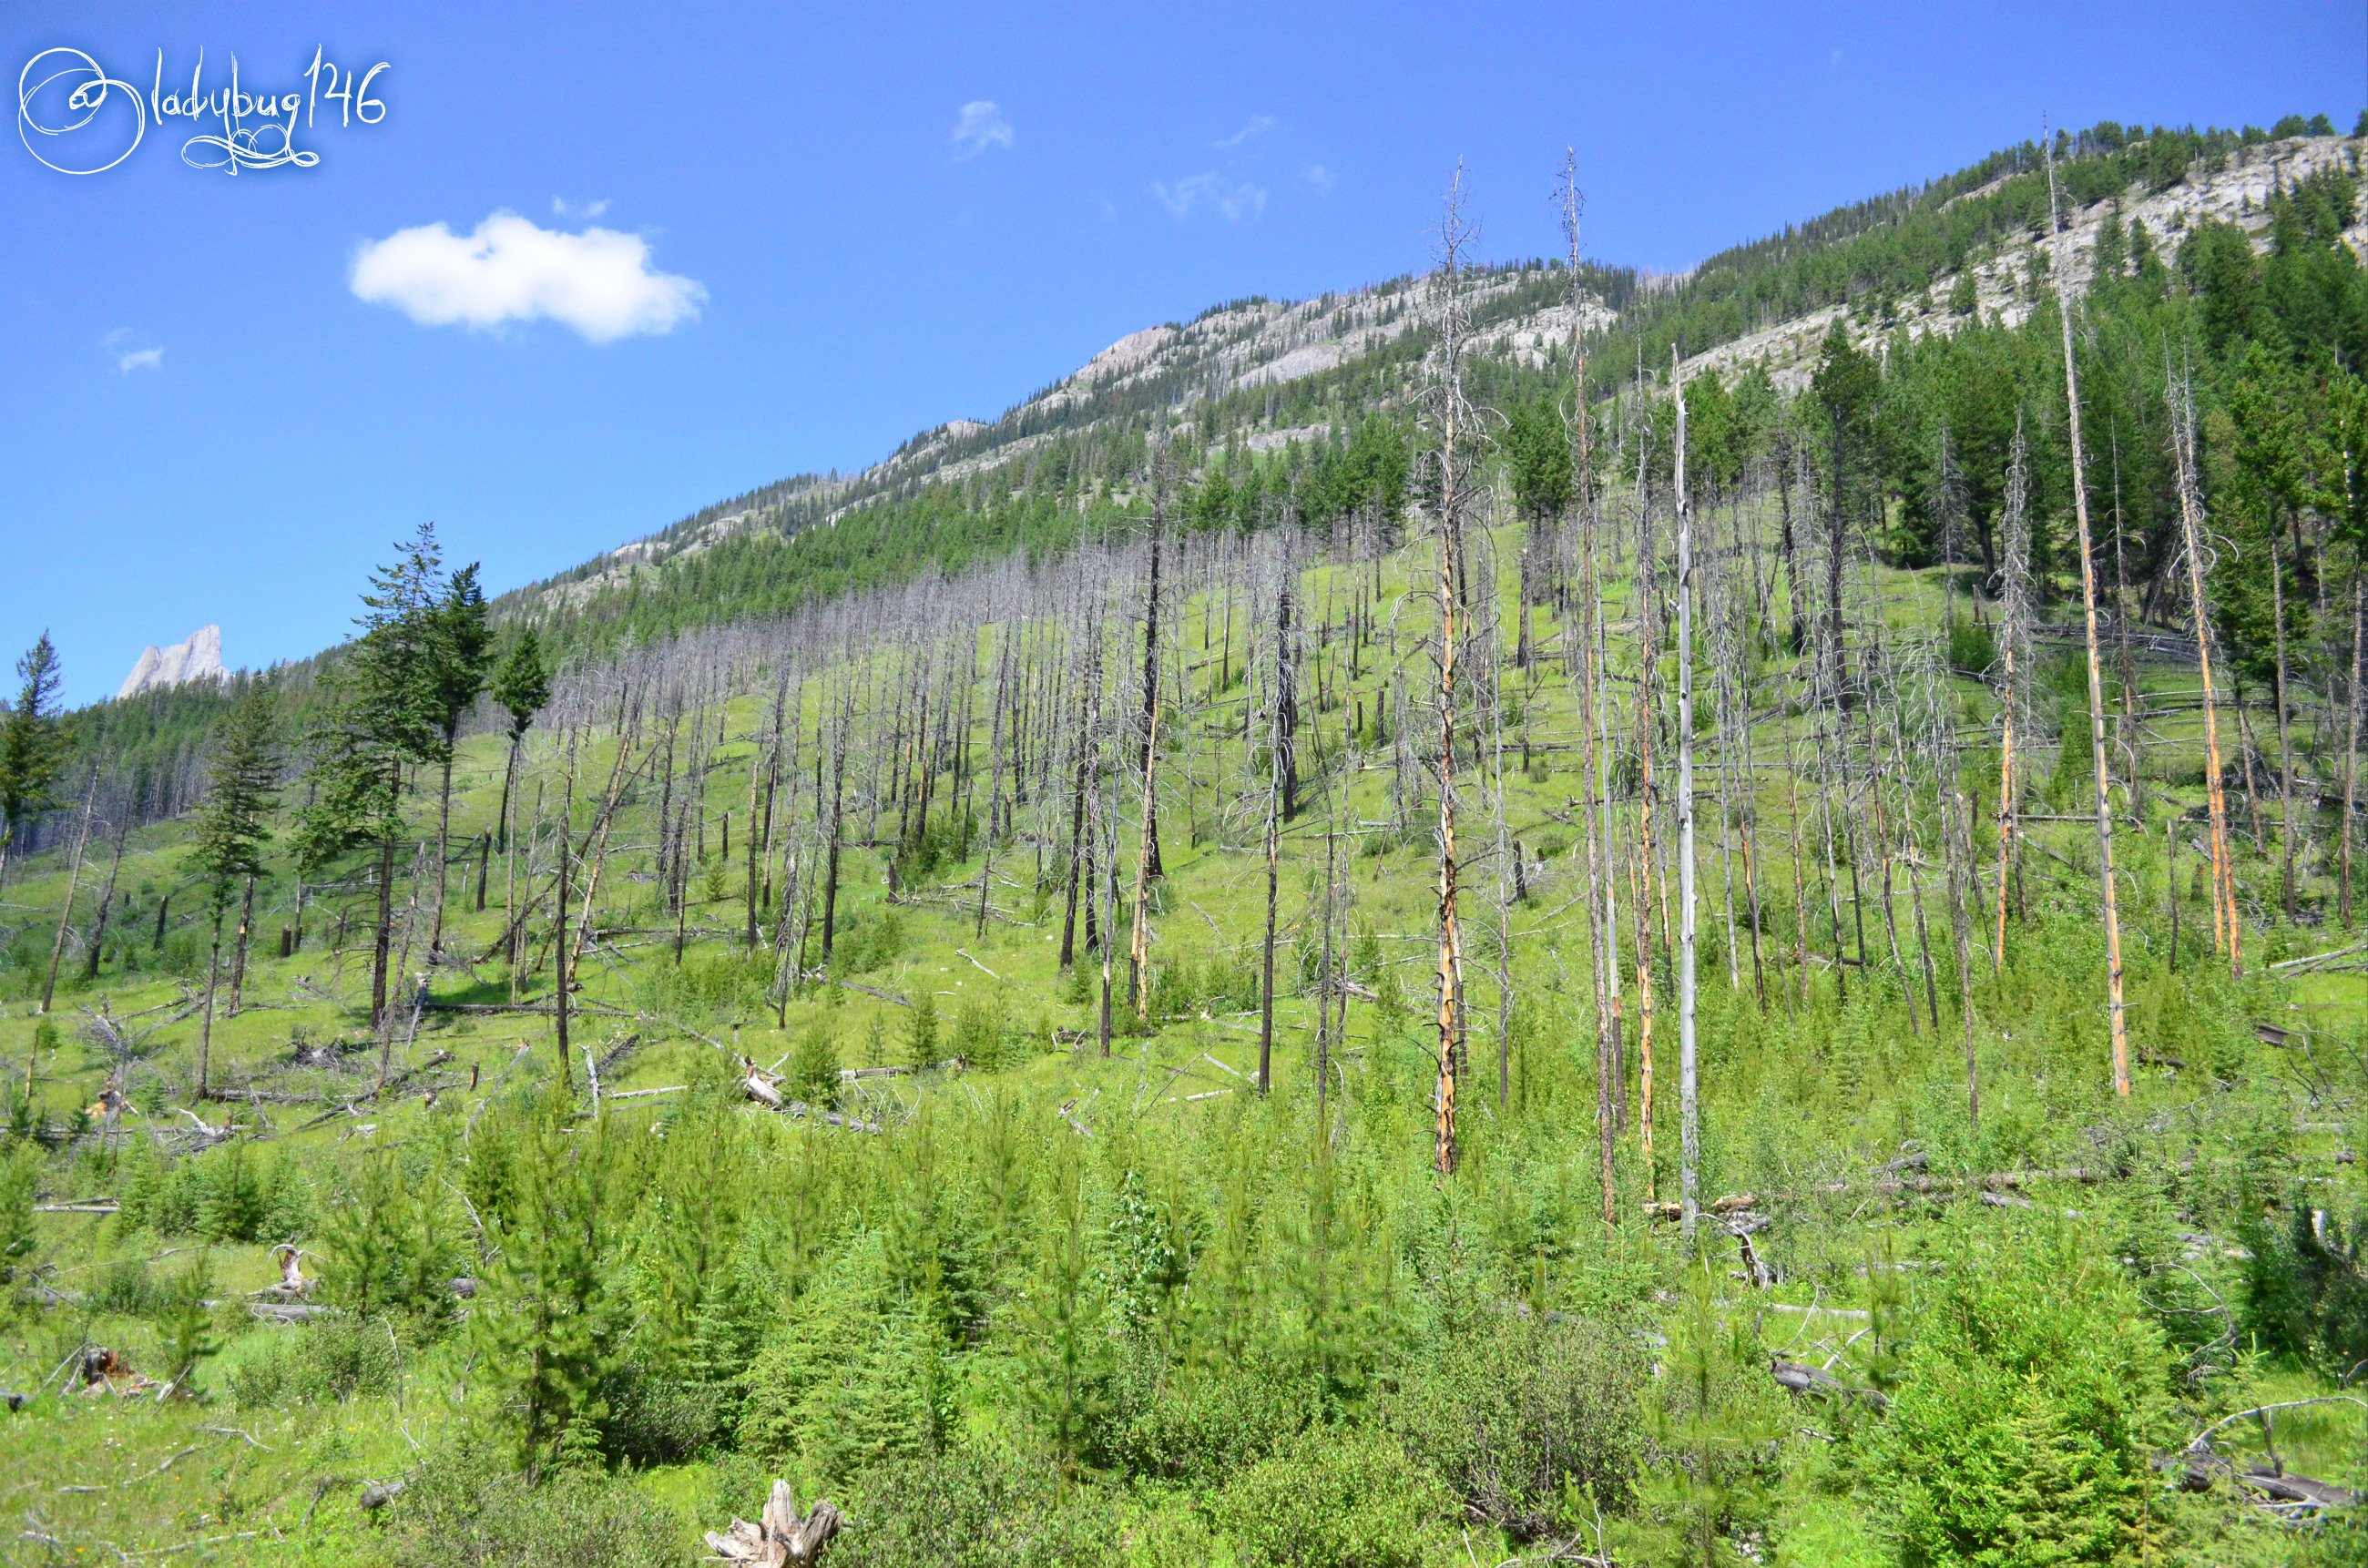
[705,1479,841,1568]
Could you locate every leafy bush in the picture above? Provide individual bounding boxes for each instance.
[1107,1349,1320,1485]
[388,1441,685,1568]
[2241,1205,2368,1380]
[597,1359,722,1465]
[1213,1425,1443,1568]
[1945,613,1996,676]
[1860,1218,2179,1567]
[830,910,906,975]
[222,1317,399,1406]
[832,1442,1116,1568]
[1389,1311,1644,1539]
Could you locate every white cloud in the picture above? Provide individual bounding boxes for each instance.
[952,100,1014,158]
[1303,163,1335,192]
[350,211,706,342]
[551,196,611,219]
[1154,172,1267,221]
[1214,114,1277,151]
[102,329,162,372]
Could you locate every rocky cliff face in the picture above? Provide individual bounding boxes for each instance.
[117,626,228,700]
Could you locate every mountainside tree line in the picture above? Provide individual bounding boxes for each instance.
[4,121,2368,1567]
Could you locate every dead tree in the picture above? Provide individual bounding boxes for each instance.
[2046,135,2132,1097]
[1426,167,1476,1178]
[1992,419,2033,969]
[1672,351,1702,1247]
[1138,446,1169,877]
[1562,151,1619,1226]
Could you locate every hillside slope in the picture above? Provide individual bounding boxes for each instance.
[522,125,2364,636]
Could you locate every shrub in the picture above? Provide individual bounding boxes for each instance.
[1213,1425,1443,1568]
[223,1317,399,1406]
[1860,1218,2179,1567]
[597,1359,721,1465]
[1107,1349,1320,1485]
[388,1441,685,1568]
[1389,1311,1644,1539]
[832,1442,1117,1568]
[2241,1205,2368,1380]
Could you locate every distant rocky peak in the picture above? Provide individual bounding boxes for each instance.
[118,626,228,700]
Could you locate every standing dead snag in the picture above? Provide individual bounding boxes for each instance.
[1992,420,2033,971]
[1671,350,1701,1247]
[706,1479,841,1568]
[1427,166,1476,1177]
[2171,368,2240,976]
[2045,132,2133,1097]
[1561,152,1619,1227]
[1138,447,1168,880]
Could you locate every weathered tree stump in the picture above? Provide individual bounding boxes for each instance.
[706,1479,841,1568]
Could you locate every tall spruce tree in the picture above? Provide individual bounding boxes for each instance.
[189,687,280,1099]
[299,525,450,1033]
[0,633,66,889]
[424,561,494,954]
[490,626,552,857]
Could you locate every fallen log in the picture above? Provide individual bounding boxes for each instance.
[1770,1356,1889,1408]
[1642,1166,2117,1223]
[706,1479,841,1568]
[839,1057,966,1082]
[2237,1466,2356,1510]
[736,1058,880,1133]
[248,1302,330,1324]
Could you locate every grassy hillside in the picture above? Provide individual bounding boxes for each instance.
[3,484,2363,1565]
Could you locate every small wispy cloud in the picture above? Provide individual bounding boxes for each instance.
[1303,163,1335,193]
[952,100,1015,158]
[1213,114,1277,151]
[103,328,163,372]
[1154,172,1267,221]
[351,211,706,342]
[552,197,611,220]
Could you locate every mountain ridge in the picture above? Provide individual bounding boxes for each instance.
[508,125,2365,634]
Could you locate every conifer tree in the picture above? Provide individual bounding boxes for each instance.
[189,687,280,1098]
[299,526,450,1032]
[425,562,494,954]
[487,625,552,918]
[0,633,66,890]
[475,1095,618,1480]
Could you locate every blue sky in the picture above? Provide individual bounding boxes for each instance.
[5,2,2363,705]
